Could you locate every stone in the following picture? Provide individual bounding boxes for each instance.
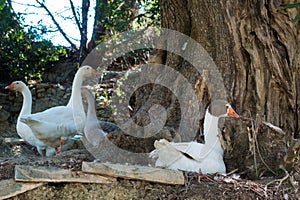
[0,179,45,199]
[0,108,10,121]
[15,165,116,184]
[82,162,185,185]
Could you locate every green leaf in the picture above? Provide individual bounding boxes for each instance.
[293,12,300,22]
[284,2,300,9]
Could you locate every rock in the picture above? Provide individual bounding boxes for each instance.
[48,88,56,95]
[0,108,10,121]
[15,165,116,184]
[82,162,185,185]
[36,88,45,93]
[37,92,45,98]
[10,103,21,113]
[0,179,45,199]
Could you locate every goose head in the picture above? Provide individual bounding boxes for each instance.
[78,66,100,79]
[204,100,239,147]
[5,81,27,92]
[208,100,239,118]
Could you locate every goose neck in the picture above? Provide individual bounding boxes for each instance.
[203,109,220,145]
[67,72,84,108]
[87,97,97,122]
[19,87,32,117]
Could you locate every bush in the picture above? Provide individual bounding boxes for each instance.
[0,0,66,82]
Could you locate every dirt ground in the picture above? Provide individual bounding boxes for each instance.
[0,138,299,200]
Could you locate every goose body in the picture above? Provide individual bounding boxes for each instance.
[20,66,99,152]
[150,100,239,174]
[5,81,56,156]
[81,87,106,146]
[19,112,78,151]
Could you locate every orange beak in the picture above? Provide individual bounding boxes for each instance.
[91,68,100,76]
[227,106,239,118]
[5,83,14,90]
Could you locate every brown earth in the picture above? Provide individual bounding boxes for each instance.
[0,138,299,200]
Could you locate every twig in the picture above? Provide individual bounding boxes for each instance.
[182,172,286,199]
[35,0,77,49]
[247,112,277,176]
[288,173,299,193]
[225,168,238,176]
[265,168,289,192]
[68,0,82,31]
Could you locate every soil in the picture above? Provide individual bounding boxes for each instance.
[0,138,299,200]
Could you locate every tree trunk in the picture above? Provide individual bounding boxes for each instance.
[158,0,300,135]
[89,0,107,51]
[79,0,90,64]
[89,0,139,51]
[132,0,300,178]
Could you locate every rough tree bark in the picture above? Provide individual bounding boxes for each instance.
[130,0,300,178]
[157,0,300,137]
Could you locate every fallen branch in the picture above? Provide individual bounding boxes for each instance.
[15,165,115,184]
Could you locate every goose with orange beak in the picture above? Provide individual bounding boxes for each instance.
[19,66,100,155]
[150,100,239,174]
[5,81,56,156]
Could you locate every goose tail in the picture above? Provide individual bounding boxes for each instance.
[149,139,185,168]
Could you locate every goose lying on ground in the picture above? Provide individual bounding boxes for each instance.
[5,81,56,156]
[19,66,99,154]
[149,100,239,174]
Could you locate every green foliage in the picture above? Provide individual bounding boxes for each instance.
[104,0,136,33]
[91,0,159,70]
[0,0,67,82]
[135,0,160,28]
[0,0,159,82]
[284,3,300,22]
[96,0,159,38]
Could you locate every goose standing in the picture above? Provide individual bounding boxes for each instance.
[20,65,99,154]
[149,100,239,174]
[5,81,56,156]
[81,87,106,146]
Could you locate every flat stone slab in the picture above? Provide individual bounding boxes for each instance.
[82,162,185,185]
[15,165,116,184]
[0,179,45,200]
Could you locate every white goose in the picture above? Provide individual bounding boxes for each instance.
[81,87,106,146]
[19,65,99,153]
[5,81,56,156]
[149,100,239,174]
